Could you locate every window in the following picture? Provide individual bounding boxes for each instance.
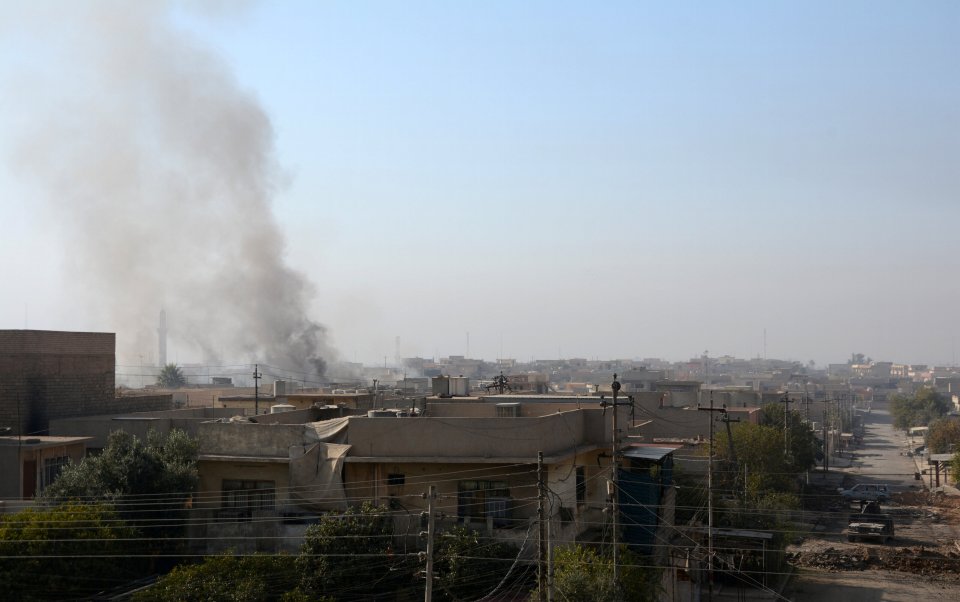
[222,479,276,512]
[41,456,70,492]
[457,480,511,527]
[386,473,405,496]
[576,466,586,505]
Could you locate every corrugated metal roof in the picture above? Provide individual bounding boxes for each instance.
[623,445,678,461]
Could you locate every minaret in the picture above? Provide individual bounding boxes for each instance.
[158,309,167,367]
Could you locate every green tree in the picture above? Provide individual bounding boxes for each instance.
[714,407,816,502]
[157,363,187,388]
[890,387,950,430]
[132,553,306,602]
[0,503,143,601]
[434,526,523,601]
[42,429,198,545]
[757,404,819,474]
[548,544,658,602]
[926,417,960,454]
[296,502,411,600]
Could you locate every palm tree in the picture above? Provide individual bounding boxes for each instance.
[157,363,186,388]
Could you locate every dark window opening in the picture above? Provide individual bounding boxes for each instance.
[457,480,511,527]
[222,479,276,513]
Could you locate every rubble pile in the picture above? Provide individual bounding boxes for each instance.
[788,545,960,577]
[893,490,960,510]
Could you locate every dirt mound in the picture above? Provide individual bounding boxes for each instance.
[788,545,960,577]
[893,490,960,506]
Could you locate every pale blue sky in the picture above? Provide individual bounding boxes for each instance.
[1,1,958,367]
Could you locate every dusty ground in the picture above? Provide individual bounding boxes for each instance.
[780,404,960,601]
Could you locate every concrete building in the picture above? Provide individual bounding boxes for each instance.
[51,407,242,451]
[0,330,172,436]
[190,403,635,554]
[215,391,376,414]
[0,435,91,503]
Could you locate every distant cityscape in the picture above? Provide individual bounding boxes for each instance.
[117,349,960,407]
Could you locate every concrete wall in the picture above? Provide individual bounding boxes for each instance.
[632,395,760,442]
[0,330,174,436]
[199,422,307,458]
[249,406,365,425]
[344,409,608,459]
[0,330,115,435]
[427,399,611,418]
[50,406,233,448]
[196,407,611,463]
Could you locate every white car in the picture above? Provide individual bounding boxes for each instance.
[838,483,890,502]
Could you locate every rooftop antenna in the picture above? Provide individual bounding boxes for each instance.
[485,371,512,394]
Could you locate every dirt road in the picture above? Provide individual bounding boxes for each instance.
[785,401,960,601]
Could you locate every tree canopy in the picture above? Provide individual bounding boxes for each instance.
[926,417,960,454]
[714,404,818,501]
[132,553,305,602]
[890,387,950,430]
[0,503,144,601]
[433,525,523,601]
[42,429,198,544]
[296,502,411,600]
[43,429,198,503]
[548,544,659,602]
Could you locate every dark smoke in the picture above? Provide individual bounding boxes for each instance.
[6,2,335,379]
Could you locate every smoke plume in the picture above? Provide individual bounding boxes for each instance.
[6,2,335,378]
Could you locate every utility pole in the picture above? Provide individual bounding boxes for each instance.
[719,407,740,473]
[719,408,742,502]
[823,409,829,474]
[610,374,622,595]
[780,391,793,458]
[537,451,548,602]
[422,485,437,602]
[600,374,631,600]
[253,364,262,415]
[698,393,727,601]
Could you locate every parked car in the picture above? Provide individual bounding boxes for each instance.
[838,483,890,502]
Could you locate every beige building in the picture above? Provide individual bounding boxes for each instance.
[0,435,91,505]
[191,404,628,553]
[215,391,375,414]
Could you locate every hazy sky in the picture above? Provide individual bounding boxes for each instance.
[1,1,958,368]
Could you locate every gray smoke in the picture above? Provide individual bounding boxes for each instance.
[6,2,335,378]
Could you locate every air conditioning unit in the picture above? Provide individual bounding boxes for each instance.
[496,403,520,418]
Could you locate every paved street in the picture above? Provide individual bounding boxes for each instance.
[787,400,960,601]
